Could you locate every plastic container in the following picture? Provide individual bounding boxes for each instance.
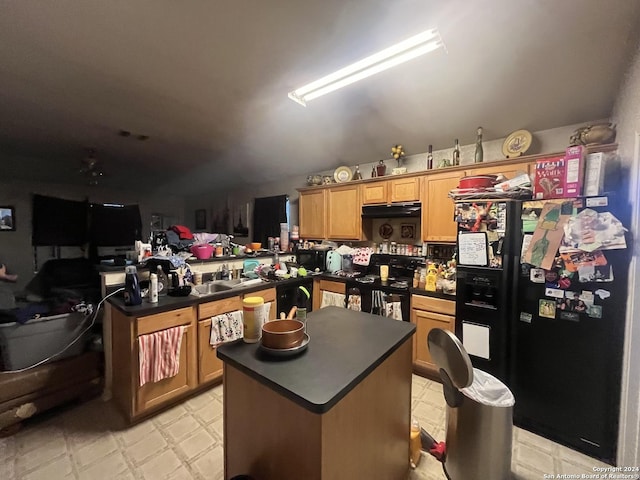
[243,297,265,343]
[280,223,289,252]
[124,265,142,306]
[148,273,158,303]
[0,312,91,370]
[190,243,214,259]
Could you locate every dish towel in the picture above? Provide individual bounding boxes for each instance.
[352,247,373,266]
[321,291,346,308]
[347,294,362,311]
[210,310,244,346]
[138,325,185,387]
[371,290,387,316]
[385,301,403,321]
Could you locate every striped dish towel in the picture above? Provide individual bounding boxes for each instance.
[138,325,185,386]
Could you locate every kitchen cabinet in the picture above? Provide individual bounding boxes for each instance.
[389,177,421,202]
[112,306,197,421]
[198,295,243,385]
[299,189,326,239]
[361,177,420,205]
[243,287,277,321]
[326,184,361,240]
[411,295,455,377]
[422,169,466,242]
[466,160,532,180]
[313,278,346,311]
[361,181,388,205]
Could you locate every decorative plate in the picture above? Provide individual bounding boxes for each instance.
[502,129,533,158]
[379,223,393,239]
[334,166,353,183]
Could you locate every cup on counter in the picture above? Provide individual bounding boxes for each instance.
[380,265,389,282]
[194,271,203,285]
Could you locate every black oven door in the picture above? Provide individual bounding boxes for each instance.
[346,282,410,321]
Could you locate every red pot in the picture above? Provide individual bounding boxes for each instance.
[458,175,497,189]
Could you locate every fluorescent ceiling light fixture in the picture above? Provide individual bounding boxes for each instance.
[288,28,443,106]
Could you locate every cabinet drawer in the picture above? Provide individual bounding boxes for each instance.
[138,307,195,336]
[246,287,276,304]
[411,295,455,316]
[199,296,243,319]
[319,279,346,294]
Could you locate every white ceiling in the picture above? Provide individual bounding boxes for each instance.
[1,1,639,194]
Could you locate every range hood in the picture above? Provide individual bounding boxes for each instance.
[361,202,421,218]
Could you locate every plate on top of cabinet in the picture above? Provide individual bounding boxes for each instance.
[502,129,532,158]
[334,166,353,183]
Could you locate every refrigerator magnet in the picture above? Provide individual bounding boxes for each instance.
[545,287,565,298]
[588,305,603,318]
[560,311,580,322]
[539,299,557,319]
[519,312,533,323]
[530,268,545,283]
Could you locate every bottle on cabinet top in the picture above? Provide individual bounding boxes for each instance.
[474,127,484,163]
[427,144,433,170]
[453,139,460,166]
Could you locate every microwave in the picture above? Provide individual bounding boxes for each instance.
[297,249,328,272]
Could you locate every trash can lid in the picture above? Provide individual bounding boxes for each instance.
[427,328,473,389]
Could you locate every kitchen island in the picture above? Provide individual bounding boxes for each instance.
[217,306,416,480]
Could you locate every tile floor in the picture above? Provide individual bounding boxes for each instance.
[1,375,610,480]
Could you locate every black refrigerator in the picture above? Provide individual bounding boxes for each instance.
[512,195,629,464]
[455,200,522,385]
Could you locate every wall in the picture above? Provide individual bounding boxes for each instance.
[184,120,604,241]
[611,38,640,467]
[0,179,184,291]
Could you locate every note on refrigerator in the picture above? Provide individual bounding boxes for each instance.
[458,232,488,266]
[462,322,490,359]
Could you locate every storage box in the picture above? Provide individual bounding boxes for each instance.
[0,312,91,370]
[563,145,585,197]
[533,156,566,199]
[584,152,606,196]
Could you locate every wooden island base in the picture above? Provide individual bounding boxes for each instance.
[223,340,412,480]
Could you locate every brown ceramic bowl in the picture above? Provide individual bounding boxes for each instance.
[261,319,305,349]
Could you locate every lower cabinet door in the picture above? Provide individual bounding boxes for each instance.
[198,319,224,385]
[136,324,197,414]
[412,309,454,372]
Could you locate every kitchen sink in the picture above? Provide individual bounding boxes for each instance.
[193,278,264,296]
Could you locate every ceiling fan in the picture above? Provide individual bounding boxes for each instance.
[79,148,105,185]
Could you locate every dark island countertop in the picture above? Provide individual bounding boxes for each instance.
[216,306,415,414]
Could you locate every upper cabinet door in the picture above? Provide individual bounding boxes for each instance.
[422,170,465,242]
[326,185,361,240]
[390,177,420,203]
[361,181,388,205]
[466,161,532,180]
[299,189,326,240]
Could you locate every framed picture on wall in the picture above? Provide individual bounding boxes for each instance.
[195,209,207,230]
[150,213,163,231]
[400,223,415,239]
[0,206,15,231]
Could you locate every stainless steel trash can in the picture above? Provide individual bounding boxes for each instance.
[428,328,514,480]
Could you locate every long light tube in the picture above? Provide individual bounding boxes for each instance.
[288,28,443,106]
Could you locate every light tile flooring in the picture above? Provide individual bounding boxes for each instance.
[1,375,610,480]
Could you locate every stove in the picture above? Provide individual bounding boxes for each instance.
[346,254,424,321]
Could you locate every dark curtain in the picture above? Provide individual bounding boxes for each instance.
[253,195,287,246]
[32,194,89,246]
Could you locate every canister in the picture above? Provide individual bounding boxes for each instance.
[242,297,265,343]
